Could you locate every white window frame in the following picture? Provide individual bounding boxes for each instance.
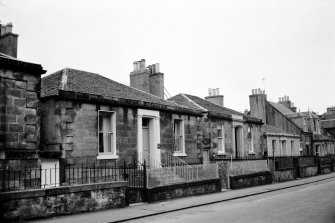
[272,139,276,157]
[281,140,286,156]
[173,119,186,156]
[248,126,255,154]
[291,140,294,155]
[217,125,226,155]
[97,110,118,160]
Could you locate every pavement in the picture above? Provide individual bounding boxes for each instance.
[29,172,335,223]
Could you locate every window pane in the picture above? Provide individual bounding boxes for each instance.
[99,113,103,132]
[99,132,104,152]
[218,138,223,151]
[99,112,112,132]
[174,135,182,152]
[217,129,222,137]
[103,114,112,131]
[106,133,112,152]
[174,120,183,153]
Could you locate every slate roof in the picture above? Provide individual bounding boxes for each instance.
[268,101,294,115]
[41,68,200,114]
[168,94,207,112]
[168,93,262,123]
[262,124,299,137]
[184,94,244,116]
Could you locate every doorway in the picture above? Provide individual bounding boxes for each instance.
[234,126,242,157]
[142,117,151,165]
[137,109,161,167]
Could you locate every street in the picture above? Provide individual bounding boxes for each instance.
[127,178,335,223]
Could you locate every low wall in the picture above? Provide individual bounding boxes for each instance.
[126,188,145,204]
[272,169,296,182]
[145,178,221,203]
[319,165,332,174]
[229,171,272,189]
[298,166,318,178]
[0,181,128,222]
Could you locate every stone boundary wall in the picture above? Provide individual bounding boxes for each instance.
[229,171,272,189]
[298,166,318,178]
[319,165,332,174]
[145,178,221,202]
[271,169,296,182]
[0,181,128,222]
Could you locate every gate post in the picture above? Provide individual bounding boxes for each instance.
[123,161,127,181]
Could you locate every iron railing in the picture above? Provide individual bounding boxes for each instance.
[0,161,146,192]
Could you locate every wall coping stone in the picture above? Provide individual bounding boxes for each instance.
[229,171,271,179]
[0,181,128,201]
[147,178,221,192]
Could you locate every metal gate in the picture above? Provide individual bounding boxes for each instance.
[123,160,147,204]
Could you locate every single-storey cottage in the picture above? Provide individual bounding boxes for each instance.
[169,89,263,161]
[40,61,204,169]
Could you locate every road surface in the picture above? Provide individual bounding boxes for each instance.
[127,178,335,223]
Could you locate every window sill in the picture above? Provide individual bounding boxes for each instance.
[97,154,119,160]
[173,152,187,157]
[217,151,227,156]
[248,151,256,155]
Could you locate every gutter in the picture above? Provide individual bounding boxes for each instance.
[42,90,204,117]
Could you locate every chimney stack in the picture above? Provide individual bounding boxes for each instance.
[249,88,267,123]
[205,88,224,106]
[0,22,18,58]
[130,59,164,99]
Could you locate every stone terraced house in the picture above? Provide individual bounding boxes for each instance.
[40,63,204,169]
[168,89,263,162]
[249,89,335,156]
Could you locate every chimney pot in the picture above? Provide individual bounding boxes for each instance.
[216,88,220,95]
[5,23,13,33]
[155,63,160,73]
[140,59,145,69]
[208,88,212,96]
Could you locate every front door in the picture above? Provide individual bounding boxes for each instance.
[142,118,150,165]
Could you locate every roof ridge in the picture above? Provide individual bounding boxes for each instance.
[181,93,208,112]
[185,93,244,115]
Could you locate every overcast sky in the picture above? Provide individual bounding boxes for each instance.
[1,0,334,114]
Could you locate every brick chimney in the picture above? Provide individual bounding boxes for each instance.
[249,88,267,123]
[130,59,164,98]
[0,22,18,58]
[205,88,224,106]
